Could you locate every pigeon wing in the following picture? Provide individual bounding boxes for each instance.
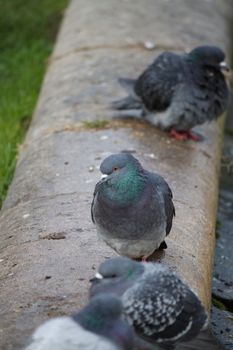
[91,179,106,223]
[134,52,185,112]
[149,172,175,236]
[123,270,206,344]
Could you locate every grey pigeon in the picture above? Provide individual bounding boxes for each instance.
[25,294,135,350]
[111,45,229,141]
[91,153,175,260]
[90,257,223,350]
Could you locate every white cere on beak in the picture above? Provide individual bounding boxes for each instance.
[101,174,108,179]
[95,273,103,279]
[220,61,229,71]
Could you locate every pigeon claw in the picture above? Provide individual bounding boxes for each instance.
[186,130,203,141]
[170,129,189,141]
[141,253,155,262]
[170,129,203,141]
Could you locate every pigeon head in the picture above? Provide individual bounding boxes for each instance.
[98,257,143,279]
[189,45,229,71]
[73,294,123,331]
[90,257,144,296]
[73,294,135,350]
[98,154,146,206]
[100,153,141,177]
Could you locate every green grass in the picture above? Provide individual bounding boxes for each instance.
[226,128,233,136]
[82,119,110,129]
[0,0,68,207]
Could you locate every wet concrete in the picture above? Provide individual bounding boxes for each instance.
[212,132,233,349]
[212,306,233,349]
[0,0,232,349]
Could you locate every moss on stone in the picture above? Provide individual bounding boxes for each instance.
[82,119,110,129]
[212,297,227,311]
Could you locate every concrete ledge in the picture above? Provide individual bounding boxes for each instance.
[0,0,232,348]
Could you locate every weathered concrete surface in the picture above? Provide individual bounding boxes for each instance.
[212,306,233,350]
[213,183,233,306]
[211,133,233,349]
[0,0,232,349]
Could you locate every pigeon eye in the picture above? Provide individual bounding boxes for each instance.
[113,167,119,171]
[106,273,117,278]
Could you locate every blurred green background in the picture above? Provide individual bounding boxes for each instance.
[0,0,68,208]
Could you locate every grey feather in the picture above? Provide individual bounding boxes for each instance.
[111,78,142,110]
[25,294,135,350]
[91,153,175,258]
[90,257,208,349]
[148,172,175,235]
[111,46,229,133]
[166,328,224,350]
[25,318,118,350]
[111,96,143,111]
[118,78,138,98]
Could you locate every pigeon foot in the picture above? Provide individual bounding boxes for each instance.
[141,256,148,262]
[170,129,203,141]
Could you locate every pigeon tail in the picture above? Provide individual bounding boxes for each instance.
[161,327,224,350]
[110,95,142,111]
[109,107,144,120]
[118,78,137,97]
[110,77,144,116]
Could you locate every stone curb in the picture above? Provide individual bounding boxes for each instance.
[0,0,232,348]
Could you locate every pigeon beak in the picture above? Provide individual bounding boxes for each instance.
[101,174,108,179]
[89,273,103,283]
[220,61,230,72]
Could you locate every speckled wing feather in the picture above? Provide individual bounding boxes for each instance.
[122,267,207,344]
[122,269,186,337]
[153,288,208,343]
[134,52,185,112]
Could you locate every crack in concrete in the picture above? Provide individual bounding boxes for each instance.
[173,198,201,210]
[1,191,82,212]
[49,42,185,64]
[0,228,80,253]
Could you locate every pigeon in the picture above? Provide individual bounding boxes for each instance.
[172,328,224,350]
[91,153,175,260]
[25,294,135,350]
[89,257,223,350]
[111,45,229,141]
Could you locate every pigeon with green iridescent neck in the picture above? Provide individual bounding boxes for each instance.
[111,45,229,141]
[25,294,135,350]
[91,153,175,260]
